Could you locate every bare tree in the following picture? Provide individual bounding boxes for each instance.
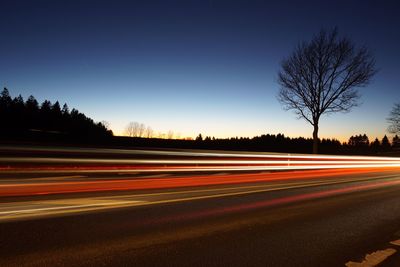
[277,28,376,153]
[387,103,400,134]
[145,126,153,138]
[125,122,134,137]
[125,121,139,137]
[138,123,145,137]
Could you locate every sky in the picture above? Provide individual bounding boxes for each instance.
[1,0,400,141]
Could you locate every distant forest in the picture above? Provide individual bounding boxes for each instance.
[1,88,399,155]
[187,133,398,155]
[0,88,112,140]
[116,132,397,155]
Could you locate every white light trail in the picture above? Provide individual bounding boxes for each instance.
[2,146,400,172]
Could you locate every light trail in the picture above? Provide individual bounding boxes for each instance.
[1,147,400,197]
[3,157,400,165]
[2,152,400,173]
[167,178,400,224]
[3,165,400,174]
[2,161,400,173]
[1,168,399,197]
[1,146,400,224]
[2,144,400,160]
[2,173,400,222]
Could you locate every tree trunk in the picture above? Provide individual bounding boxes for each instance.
[313,124,319,154]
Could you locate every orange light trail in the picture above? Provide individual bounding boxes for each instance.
[1,167,399,197]
[2,147,400,197]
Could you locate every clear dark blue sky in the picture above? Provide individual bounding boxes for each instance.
[1,0,399,140]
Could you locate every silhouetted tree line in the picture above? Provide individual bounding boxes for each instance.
[2,89,398,155]
[109,133,399,156]
[343,134,394,154]
[192,134,356,154]
[193,133,342,154]
[0,88,112,141]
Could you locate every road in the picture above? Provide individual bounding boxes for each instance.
[2,169,400,266]
[1,146,400,266]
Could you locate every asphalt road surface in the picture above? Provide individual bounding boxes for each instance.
[2,168,400,266]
